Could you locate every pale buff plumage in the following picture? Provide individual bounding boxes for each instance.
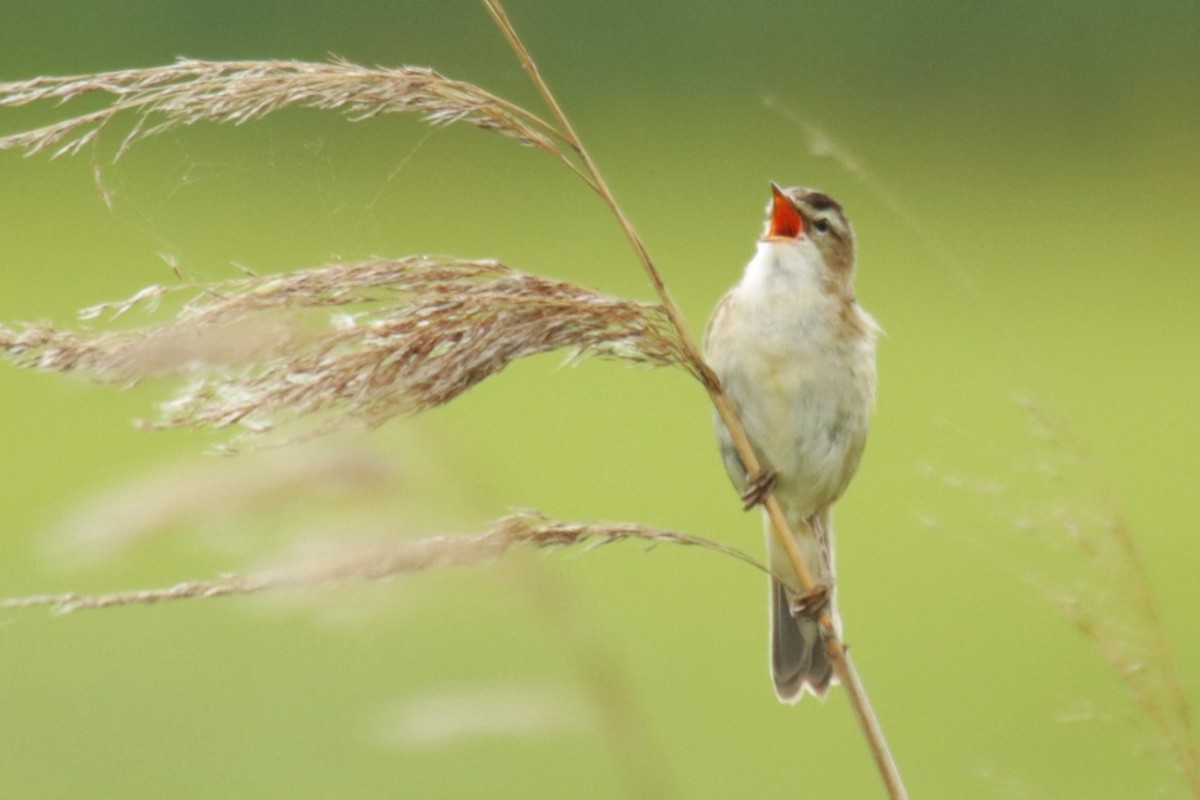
[705,185,878,702]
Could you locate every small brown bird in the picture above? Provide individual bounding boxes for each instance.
[705,184,879,702]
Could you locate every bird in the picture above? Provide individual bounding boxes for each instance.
[704,183,879,702]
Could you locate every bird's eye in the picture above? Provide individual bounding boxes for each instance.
[814,218,831,234]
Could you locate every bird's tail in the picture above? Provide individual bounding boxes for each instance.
[770,579,836,701]
[767,508,840,702]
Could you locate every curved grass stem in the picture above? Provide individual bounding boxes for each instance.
[481,2,908,797]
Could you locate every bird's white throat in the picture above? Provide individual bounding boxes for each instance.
[739,239,830,301]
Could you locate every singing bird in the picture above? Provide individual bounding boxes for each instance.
[705,184,879,702]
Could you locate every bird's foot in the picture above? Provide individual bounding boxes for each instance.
[740,467,777,510]
[789,583,832,620]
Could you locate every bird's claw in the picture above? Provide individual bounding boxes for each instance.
[789,583,832,620]
[740,467,777,510]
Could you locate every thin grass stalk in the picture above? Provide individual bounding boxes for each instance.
[779,105,1197,795]
[480,3,908,797]
[0,58,598,190]
[0,514,767,614]
[517,563,679,800]
[480,0,824,613]
[1103,515,1200,795]
[796,106,1197,794]
[1085,479,1200,794]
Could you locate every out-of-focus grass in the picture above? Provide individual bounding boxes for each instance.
[0,2,1197,798]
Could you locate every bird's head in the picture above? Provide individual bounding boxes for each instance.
[762,183,856,282]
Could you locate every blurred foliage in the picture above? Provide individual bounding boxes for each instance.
[0,1,1197,797]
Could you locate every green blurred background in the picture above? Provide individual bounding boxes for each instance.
[1,1,1197,797]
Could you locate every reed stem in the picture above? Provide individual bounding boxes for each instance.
[481,2,908,797]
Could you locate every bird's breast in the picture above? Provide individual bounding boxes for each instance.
[712,287,876,515]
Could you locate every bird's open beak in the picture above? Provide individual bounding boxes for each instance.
[767,182,804,239]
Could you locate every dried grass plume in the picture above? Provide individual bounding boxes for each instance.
[0,257,689,443]
[1,512,767,614]
[0,58,569,167]
[921,396,1200,794]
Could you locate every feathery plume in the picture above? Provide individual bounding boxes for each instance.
[0,512,768,614]
[0,58,568,164]
[53,445,400,560]
[922,395,1200,793]
[0,257,690,442]
[376,684,593,747]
